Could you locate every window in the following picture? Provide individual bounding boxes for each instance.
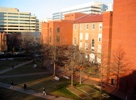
[98,45,101,53]
[73,38,76,45]
[85,33,89,40]
[74,24,76,30]
[80,33,83,40]
[91,39,95,52]
[85,43,88,50]
[56,36,60,42]
[79,42,82,49]
[86,24,88,30]
[98,34,102,42]
[80,24,82,30]
[99,23,102,30]
[50,28,52,33]
[92,39,95,47]
[92,23,95,30]
[50,36,51,42]
[57,28,60,33]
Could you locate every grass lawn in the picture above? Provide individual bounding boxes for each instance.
[0,59,121,100]
[0,74,50,85]
[1,61,47,75]
[0,58,30,71]
[0,87,45,100]
[52,87,79,100]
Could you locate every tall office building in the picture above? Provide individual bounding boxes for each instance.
[53,1,109,20]
[0,7,39,33]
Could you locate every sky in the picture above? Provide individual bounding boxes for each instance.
[0,0,113,20]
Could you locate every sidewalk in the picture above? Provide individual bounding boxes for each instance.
[73,74,133,100]
[0,60,33,74]
[0,72,48,78]
[0,82,72,100]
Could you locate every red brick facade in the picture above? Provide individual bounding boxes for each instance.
[102,0,136,92]
[41,13,86,46]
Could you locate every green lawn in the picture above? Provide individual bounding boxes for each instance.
[1,61,47,75]
[0,87,45,100]
[0,74,50,85]
[0,58,29,71]
[0,59,121,100]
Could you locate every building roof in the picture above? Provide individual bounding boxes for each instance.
[74,14,103,23]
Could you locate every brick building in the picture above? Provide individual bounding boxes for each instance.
[41,13,86,46]
[73,14,102,63]
[102,0,136,93]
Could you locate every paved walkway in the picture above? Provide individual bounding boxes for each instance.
[0,82,71,100]
[0,60,72,100]
[0,72,48,78]
[0,60,33,74]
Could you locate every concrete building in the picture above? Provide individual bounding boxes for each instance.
[73,14,102,63]
[0,7,39,33]
[53,1,108,20]
[42,13,86,46]
[102,0,136,94]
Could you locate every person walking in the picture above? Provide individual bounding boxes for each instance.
[42,88,46,95]
[24,84,27,91]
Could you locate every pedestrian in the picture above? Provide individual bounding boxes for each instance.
[24,84,27,91]
[10,82,13,88]
[42,88,46,95]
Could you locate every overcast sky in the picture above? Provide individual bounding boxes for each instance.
[0,0,113,20]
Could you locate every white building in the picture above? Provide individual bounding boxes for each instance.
[53,1,109,20]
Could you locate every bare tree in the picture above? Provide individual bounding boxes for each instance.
[21,33,40,54]
[111,46,131,88]
[7,33,22,52]
[61,45,91,86]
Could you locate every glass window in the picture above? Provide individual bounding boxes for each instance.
[85,33,89,40]
[57,28,60,33]
[56,36,60,42]
[50,28,52,33]
[92,23,95,30]
[85,43,88,50]
[79,42,82,49]
[80,24,82,30]
[80,33,83,40]
[50,36,51,42]
[74,24,76,30]
[98,34,102,42]
[99,23,102,30]
[73,38,76,45]
[98,45,101,53]
[92,39,95,47]
[86,24,88,30]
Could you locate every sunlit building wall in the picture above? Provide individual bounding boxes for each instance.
[0,7,39,33]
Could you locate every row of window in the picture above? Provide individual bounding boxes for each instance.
[79,33,102,42]
[49,36,60,43]
[73,38,101,53]
[50,28,60,33]
[74,23,102,30]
